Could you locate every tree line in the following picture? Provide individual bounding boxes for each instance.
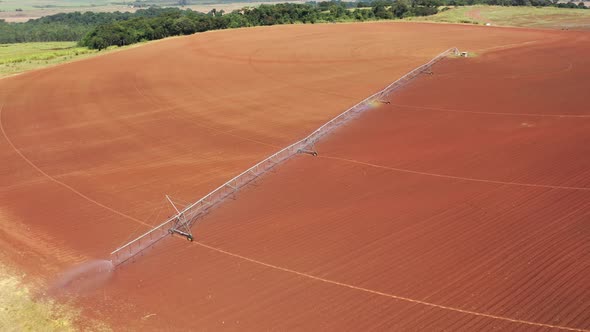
[80,0,588,50]
[0,2,443,46]
[0,7,190,44]
[1,0,587,46]
[79,2,445,50]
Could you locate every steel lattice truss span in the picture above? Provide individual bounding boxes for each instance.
[110,47,460,266]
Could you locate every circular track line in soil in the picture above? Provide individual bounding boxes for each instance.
[320,155,590,191]
[3,98,587,331]
[192,240,589,332]
[0,103,152,228]
[390,103,590,118]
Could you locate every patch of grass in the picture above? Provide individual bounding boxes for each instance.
[405,5,590,29]
[0,0,113,11]
[405,6,479,24]
[477,6,590,28]
[0,264,110,331]
[0,0,262,11]
[0,42,120,78]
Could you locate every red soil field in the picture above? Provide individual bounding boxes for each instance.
[182,35,590,331]
[0,22,587,330]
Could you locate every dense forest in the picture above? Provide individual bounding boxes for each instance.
[0,0,587,47]
[79,1,446,49]
[0,8,187,43]
[0,2,439,46]
[80,0,588,49]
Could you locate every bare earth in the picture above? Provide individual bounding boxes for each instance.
[0,22,588,330]
[467,8,490,23]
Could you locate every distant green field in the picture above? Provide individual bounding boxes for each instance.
[0,0,289,23]
[0,0,111,11]
[0,0,258,11]
[0,42,116,78]
[0,1,189,11]
[406,5,590,29]
[408,6,477,24]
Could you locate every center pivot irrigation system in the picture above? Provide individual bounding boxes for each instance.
[110,47,460,267]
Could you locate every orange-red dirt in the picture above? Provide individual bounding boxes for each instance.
[0,23,588,330]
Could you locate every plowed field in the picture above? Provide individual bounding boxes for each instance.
[1,22,587,330]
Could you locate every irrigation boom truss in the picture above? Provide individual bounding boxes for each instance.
[110,47,460,266]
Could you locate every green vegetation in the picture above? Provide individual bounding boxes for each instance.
[0,264,110,331]
[2,1,588,46]
[0,0,110,11]
[0,41,119,77]
[406,5,477,23]
[79,2,443,50]
[0,1,174,11]
[1,1,588,75]
[0,8,185,43]
[471,5,590,27]
[0,0,295,11]
[0,2,447,45]
[406,5,590,28]
[0,2,444,74]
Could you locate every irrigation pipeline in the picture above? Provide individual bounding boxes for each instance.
[4,50,588,331]
[109,47,461,266]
